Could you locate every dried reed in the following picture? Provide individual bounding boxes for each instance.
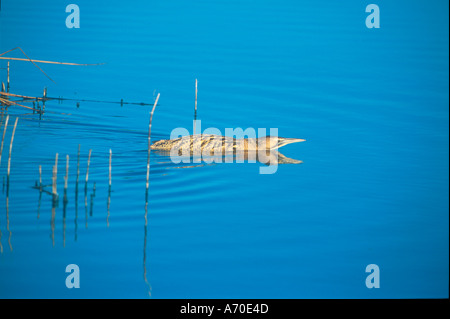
[6,117,18,179]
[194,79,198,135]
[85,149,92,184]
[64,155,69,190]
[0,47,104,83]
[52,153,58,198]
[146,93,160,190]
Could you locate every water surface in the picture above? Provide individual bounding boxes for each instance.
[0,0,448,298]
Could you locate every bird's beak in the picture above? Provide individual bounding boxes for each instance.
[278,138,306,148]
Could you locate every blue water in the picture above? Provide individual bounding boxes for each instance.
[0,0,448,298]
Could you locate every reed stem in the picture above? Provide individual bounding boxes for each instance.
[194,79,198,135]
[0,47,105,83]
[64,155,69,190]
[7,117,18,178]
[52,153,58,197]
[0,56,104,66]
[42,87,47,112]
[86,149,92,184]
[0,91,46,100]
[146,93,160,190]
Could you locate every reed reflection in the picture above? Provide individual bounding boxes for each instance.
[5,181,12,252]
[107,186,111,227]
[51,195,57,247]
[29,145,103,247]
[75,144,80,241]
[63,188,67,247]
[74,173,79,242]
[143,189,151,297]
[90,182,96,217]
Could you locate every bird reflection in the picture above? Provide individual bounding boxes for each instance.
[152,149,303,168]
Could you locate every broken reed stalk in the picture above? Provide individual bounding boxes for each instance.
[6,117,18,179]
[146,93,160,190]
[109,149,112,188]
[52,153,58,198]
[85,149,92,185]
[64,155,69,190]
[0,47,105,83]
[194,79,198,135]
[0,115,10,166]
[0,91,46,100]
[0,56,105,66]
[0,97,35,111]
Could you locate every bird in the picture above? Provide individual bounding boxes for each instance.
[150,134,305,155]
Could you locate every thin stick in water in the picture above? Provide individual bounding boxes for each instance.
[194,79,198,135]
[0,47,105,83]
[64,155,69,190]
[0,56,104,66]
[52,153,58,198]
[42,87,47,112]
[7,117,18,179]
[146,93,160,190]
[85,149,92,184]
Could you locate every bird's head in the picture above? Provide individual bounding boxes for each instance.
[257,136,306,150]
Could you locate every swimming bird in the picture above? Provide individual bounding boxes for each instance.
[150,134,305,155]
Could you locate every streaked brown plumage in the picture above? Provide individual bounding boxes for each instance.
[150,134,305,155]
